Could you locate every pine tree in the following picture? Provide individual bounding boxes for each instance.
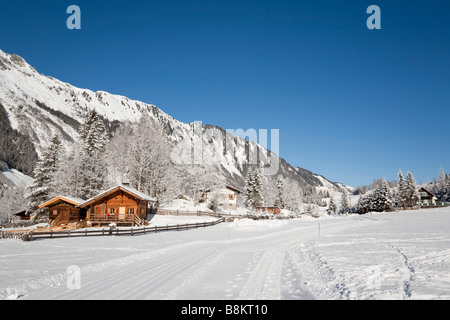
[397,170,407,208]
[25,134,62,220]
[252,167,264,208]
[327,196,336,215]
[76,110,108,199]
[244,167,255,209]
[244,166,264,209]
[371,179,394,212]
[274,176,285,209]
[341,190,349,214]
[356,195,368,214]
[405,171,419,208]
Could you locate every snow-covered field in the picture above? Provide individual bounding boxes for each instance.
[1,208,450,300]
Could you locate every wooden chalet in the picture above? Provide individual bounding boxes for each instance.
[38,196,86,225]
[78,185,157,227]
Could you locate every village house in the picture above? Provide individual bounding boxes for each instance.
[417,187,437,206]
[201,185,242,210]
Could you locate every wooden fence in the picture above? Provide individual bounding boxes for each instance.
[26,217,225,241]
[156,209,241,219]
[156,209,220,217]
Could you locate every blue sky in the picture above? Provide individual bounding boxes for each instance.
[1,0,449,187]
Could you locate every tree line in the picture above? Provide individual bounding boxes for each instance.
[24,110,222,222]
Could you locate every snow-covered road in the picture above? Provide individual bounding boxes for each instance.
[1,208,450,300]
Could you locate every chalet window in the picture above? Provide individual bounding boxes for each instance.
[129,208,135,215]
[110,208,115,215]
[229,194,236,200]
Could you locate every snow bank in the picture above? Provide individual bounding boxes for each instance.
[148,214,217,226]
[229,218,288,229]
[159,198,213,213]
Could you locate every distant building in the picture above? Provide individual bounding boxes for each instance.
[255,206,281,215]
[202,185,242,210]
[417,187,437,206]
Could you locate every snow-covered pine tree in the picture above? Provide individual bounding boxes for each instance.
[371,179,394,212]
[244,166,264,209]
[252,167,264,208]
[274,176,285,209]
[405,171,419,208]
[397,170,407,208]
[78,110,108,199]
[356,195,368,214]
[340,189,349,214]
[25,134,63,221]
[327,196,336,215]
[244,167,255,209]
[79,110,108,157]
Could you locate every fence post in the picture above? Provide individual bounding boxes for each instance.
[177,224,179,231]
[131,228,133,236]
[50,230,53,239]
[155,225,158,233]
[29,230,33,241]
[68,230,71,238]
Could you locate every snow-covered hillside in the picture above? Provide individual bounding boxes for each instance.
[0,49,331,190]
[1,207,449,300]
[1,169,33,188]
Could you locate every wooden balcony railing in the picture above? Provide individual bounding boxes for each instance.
[90,214,136,224]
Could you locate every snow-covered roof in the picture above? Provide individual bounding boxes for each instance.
[38,196,85,208]
[78,185,157,208]
[417,186,436,196]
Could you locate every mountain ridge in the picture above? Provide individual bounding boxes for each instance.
[0,48,343,192]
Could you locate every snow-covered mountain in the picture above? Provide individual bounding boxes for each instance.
[0,48,339,190]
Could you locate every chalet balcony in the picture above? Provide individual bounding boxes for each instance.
[89,214,144,227]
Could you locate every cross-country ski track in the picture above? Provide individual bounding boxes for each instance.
[1,207,450,300]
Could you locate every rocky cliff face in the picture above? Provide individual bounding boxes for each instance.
[0,49,335,190]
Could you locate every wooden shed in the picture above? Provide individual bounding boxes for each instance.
[38,196,86,225]
[78,185,157,227]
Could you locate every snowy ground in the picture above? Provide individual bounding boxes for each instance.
[1,207,450,300]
